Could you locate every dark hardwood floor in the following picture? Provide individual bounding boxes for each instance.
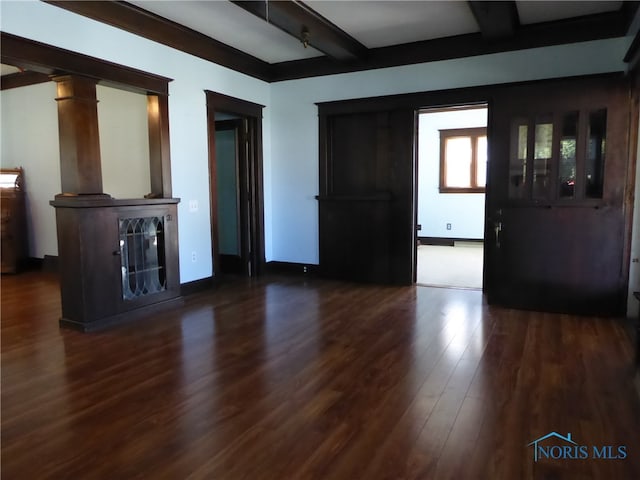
[2,271,640,479]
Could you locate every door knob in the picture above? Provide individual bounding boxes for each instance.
[494,221,502,249]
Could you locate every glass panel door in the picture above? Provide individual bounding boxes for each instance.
[533,116,553,200]
[559,112,578,199]
[216,127,241,256]
[509,119,528,199]
[119,216,167,300]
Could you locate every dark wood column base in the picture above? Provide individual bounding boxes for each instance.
[59,296,184,332]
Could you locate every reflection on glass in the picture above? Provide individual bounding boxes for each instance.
[509,121,528,199]
[445,137,472,188]
[476,136,487,187]
[586,109,606,198]
[533,117,552,199]
[119,216,167,300]
[559,112,578,198]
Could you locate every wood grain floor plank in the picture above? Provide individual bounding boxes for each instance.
[2,271,640,479]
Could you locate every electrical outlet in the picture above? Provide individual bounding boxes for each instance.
[191,251,197,263]
[446,223,452,230]
[188,200,198,212]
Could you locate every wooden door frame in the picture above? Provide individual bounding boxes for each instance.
[317,73,635,301]
[205,90,265,278]
[214,118,248,274]
[318,91,492,286]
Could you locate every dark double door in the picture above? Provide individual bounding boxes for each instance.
[317,110,416,284]
[318,75,634,315]
[486,76,633,315]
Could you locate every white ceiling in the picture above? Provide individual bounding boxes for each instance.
[130,0,324,63]
[306,1,480,48]
[1,64,20,76]
[128,0,625,64]
[517,1,622,25]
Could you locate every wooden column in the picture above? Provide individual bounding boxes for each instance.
[147,94,172,198]
[53,75,105,196]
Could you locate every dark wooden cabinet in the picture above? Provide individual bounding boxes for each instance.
[1,168,27,273]
[51,197,181,331]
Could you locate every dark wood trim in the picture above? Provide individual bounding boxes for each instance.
[317,72,627,116]
[468,1,520,40]
[205,90,266,278]
[42,255,59,273]
[180,276,215,296]
[264,261,319,276]
[230,0,367,61]
[622,79,639,317]
[624,30,640,74]
[147,94,173,198]
[419,104,489,115]
[21,255,60,273]
[0,70,50,90]
[271,9,633,81]
[206,103,221,277]
[0,32,171,95]
[40,1,637,82]
[418,237,484,246]
[53,74,105,195]
[60,296,184,332]
[44,0,272,82]
[204,91,265,117]
[315,194,393,202]
[1,33,174,200]
[624,30,640,63]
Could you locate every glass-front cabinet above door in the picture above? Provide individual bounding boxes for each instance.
[508,108,607,205]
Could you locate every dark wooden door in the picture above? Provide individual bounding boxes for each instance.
[318,109,415,284]
[485,75,633,315]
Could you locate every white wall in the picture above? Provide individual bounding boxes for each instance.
[97,85,150,198]
[418,108,487,239]
[269,36,633,264]
[1,0,271,282]
[0,83,154,257]
[0,82,60,258]
[2,1,635,291]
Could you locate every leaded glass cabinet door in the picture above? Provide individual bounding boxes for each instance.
[119,216,167,301]
[485,75,631,315]
[113,204,180,315]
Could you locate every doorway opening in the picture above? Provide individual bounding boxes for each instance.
[205,91,265,279]
[416,104,488,289]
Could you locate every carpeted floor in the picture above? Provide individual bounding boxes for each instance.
[416,242,484,289]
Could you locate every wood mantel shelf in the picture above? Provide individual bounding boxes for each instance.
[50,196,180,208]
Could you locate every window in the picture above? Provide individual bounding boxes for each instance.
[439,127,487,193]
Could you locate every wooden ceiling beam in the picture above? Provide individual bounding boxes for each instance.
[229,0,368,62]
[468,1,520,40]
[44,1,272,81]
[1,70,51,91]
[1,32,171,95]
